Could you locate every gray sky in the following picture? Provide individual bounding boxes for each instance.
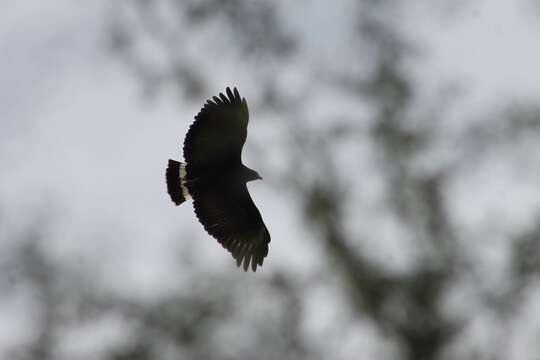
[1,0,540,358]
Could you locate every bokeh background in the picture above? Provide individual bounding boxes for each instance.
[2,1,540,359]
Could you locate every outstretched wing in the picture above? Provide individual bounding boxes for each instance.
[189,181,270,272]
[183,87,249,175]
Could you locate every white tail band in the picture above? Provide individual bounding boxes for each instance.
[179,163,190,199]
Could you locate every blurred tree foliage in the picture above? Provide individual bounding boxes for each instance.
[4,1,540,359]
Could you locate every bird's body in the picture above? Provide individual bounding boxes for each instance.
[166,87,270,272]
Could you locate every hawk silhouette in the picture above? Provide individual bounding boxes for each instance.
[166,87,270,271]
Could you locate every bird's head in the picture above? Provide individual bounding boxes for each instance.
[243,166,263,182]
[252,171,263,181]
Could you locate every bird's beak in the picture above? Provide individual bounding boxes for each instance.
[257,172,263,180]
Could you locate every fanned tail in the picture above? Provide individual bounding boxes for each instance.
[166,159,189,205]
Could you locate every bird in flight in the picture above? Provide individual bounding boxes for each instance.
[166,87,270,272]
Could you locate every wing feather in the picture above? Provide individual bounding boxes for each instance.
[189,181,270,272]
[183,87,249,176]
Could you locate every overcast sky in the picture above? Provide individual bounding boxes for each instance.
[1,0,540,357]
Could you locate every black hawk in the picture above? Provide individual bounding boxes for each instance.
[166,87,270,272]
